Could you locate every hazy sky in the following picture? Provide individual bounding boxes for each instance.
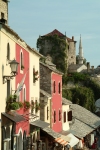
[8,1,100,68]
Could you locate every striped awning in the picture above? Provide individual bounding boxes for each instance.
[55,137,68,146]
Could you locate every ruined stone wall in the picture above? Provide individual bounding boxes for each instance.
[40,64,51,94]
[0,0,8,23]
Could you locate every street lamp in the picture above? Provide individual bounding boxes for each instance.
[3,59,19,84]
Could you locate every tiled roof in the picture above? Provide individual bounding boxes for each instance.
[71,104,100,129]
[68,64,86,70]
[43,29,65,37]
[40,89,51,98]
[62,97,72,105]
[2,112,25,123]
[42,29,74,42]
[31,120,50,129]
[40,61,63,75]
[42,127,61,138]
[0,23,42,57]
[70,118,94,139]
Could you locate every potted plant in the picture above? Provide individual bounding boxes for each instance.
[7,94,17,102]
[9,102,20,111]
[24,101,31,110]
[33,69,39,83]
[13,94,17,102]
[18,101,23,108]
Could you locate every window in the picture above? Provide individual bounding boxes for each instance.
[31,100,34,113]
[23,87,26,101]
[59,110,61,121]
[58,82,61,94]
[54,110,56,123]
[33,68,35,83]
[64,112,66,123]
[7,80,10,99]
[53,81,56,93]
[47,106,49,120]
[7,43,10,60]
[35,100,37,113]
[1,12,4,19]
[20,52,23,70]
[68,111,72,121]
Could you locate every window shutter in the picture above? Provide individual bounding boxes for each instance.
[59,110,61,121]
[58,82,61,94]
[64,112,66,123]
[68,110,72,121]
[54,111,56,123]
[53,81,56,93]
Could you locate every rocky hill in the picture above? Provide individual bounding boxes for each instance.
[62,72,100,113]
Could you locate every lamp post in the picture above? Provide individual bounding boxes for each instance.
[3,59,19,84]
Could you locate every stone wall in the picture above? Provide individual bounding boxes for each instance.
[68,42,76,66]
[40,63,51,94]
[0,0,8,24]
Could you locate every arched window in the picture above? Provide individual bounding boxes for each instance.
[23,85,26,101]
[7,43,10,60]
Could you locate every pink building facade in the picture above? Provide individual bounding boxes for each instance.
[51,73,62,132]
[15,43,30,135]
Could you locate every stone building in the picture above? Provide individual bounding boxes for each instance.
[0,0,8,24]
[37,29,77,72]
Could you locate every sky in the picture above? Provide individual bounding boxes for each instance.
[8,0,100,68]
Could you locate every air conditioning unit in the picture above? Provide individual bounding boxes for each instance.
[32,143,37,150]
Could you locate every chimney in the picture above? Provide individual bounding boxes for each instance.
[87,62,90,72]
[91,66,94,74]
[72,36,74,41]
[91,66,94,70]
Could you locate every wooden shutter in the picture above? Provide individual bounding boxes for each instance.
[68,110,72,121]
[54,111,56,123]
[64,112,66,123]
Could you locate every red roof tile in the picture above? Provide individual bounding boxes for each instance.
[43,29,65,37]
[42,29,75,42]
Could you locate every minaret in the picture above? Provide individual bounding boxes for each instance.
[78,35,84,64]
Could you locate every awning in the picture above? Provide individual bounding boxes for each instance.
[55,137,68,146]
[2,112,25,123]
[66,133,79,147]
[30,120,50,129]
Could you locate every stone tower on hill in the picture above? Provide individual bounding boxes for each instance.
[0,0,9,25]
[37,29,77,73]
